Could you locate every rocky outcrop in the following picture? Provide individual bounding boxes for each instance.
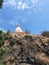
[3,34,49,65]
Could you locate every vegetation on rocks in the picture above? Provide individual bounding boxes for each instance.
[0,30,49,65]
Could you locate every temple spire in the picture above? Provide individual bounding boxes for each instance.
[15,24,23,32]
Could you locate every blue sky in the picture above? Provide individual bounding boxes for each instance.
[0,0,49,34]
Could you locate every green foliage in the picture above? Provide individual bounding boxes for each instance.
[0,0,3,9]
[16,39,21,43]
[0,49,4,58]
[0,46,7,59]
[0,36,4,47]
[0,30,11,47]
[0,31,6,47]
[10,38,16,46]
[0,63,3,65]
[4,30,11,40]
[10,38,22,46]
[0,0,3,3]
[0,30,3,35]
[10,40,14,46]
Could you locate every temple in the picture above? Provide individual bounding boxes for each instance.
[15,24,23,32]
[12,24,28,37]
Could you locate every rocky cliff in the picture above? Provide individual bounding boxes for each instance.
[1,34,49,65]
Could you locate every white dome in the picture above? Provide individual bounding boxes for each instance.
[15,26,23,32]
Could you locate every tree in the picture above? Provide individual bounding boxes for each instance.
[25,30,30,34]
[0,30,3,35]
[0,0,3,9]
[0,30,5,47]
[0,35,4,47]
[41,31,49,37]
[6,30,11,35]
[4,30,11,40]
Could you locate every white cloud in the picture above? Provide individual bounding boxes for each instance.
[8,0,16,7]
[3,0,38,9]
[3,0,17,8]
[17,1,29,10]
[3,0,44,11]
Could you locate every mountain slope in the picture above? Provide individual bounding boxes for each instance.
[0,33,49,65]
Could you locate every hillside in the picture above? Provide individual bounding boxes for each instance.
[0,32,49,65]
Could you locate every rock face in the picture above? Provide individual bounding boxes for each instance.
[3,34,49,65]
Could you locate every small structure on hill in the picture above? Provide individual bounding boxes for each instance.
[13,24,26,37]
[13,24,29,37]
[15,24,23,33]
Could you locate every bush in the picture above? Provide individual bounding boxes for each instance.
[0,48,5,58]
[41,31,49,37]
[0,36,4,47]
